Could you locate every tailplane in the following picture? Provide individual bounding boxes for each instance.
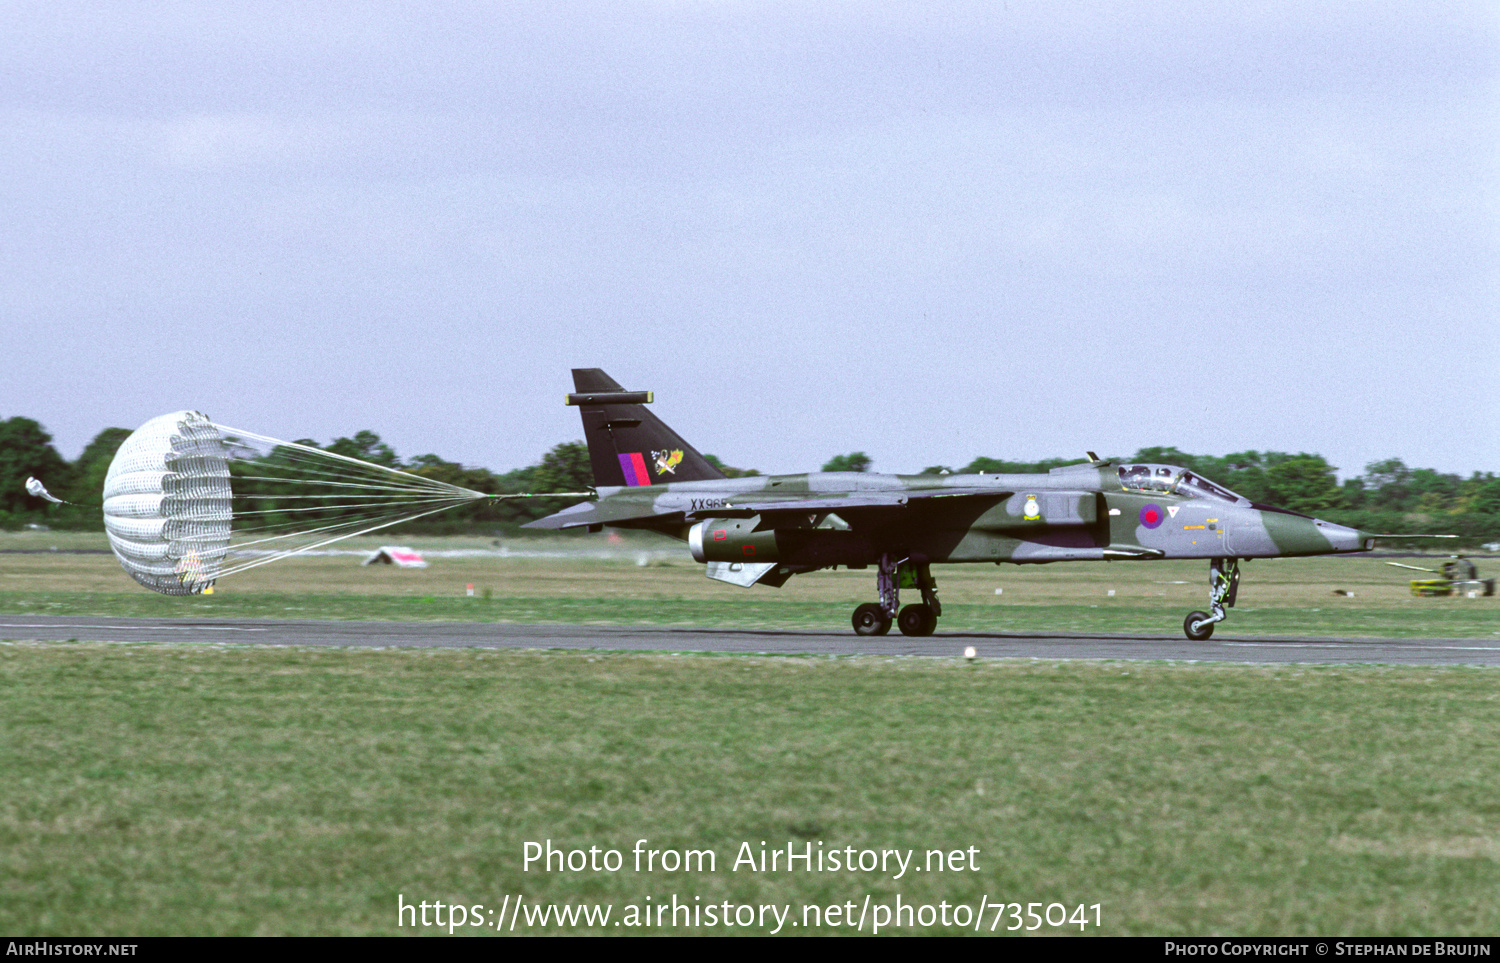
[567,369,726,488]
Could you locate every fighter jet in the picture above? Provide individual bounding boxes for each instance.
[526,369,1374,640]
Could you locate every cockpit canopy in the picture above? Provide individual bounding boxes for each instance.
[1117,464,1248,505]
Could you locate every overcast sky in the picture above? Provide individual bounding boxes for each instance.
[3,2,1496,481]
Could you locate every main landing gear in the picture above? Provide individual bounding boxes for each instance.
[851,555,941,637]
[1184,557,1240,641]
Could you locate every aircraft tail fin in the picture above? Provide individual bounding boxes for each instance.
[567,368,726,488]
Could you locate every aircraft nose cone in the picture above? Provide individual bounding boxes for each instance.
[1315,519,1370,553]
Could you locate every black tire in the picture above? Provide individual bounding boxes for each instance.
[852,603,892,636]
[1184,611,1214,641]
[898,603,937,637]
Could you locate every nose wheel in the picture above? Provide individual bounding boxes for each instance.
[850,555,942,636]
[1184,557,1239,640]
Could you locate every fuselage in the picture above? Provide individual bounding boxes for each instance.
[530,461,1371,568]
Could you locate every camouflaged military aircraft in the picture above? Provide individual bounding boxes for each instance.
[526,369,1375,640]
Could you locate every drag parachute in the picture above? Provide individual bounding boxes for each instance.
[103,412,232,594]
[103,411,577,596]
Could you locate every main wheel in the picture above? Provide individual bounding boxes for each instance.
[898,603,937,637]
[1183,610,1214,641]
[852,603,892,636]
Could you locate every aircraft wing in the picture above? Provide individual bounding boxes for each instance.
[694,489,1015,526]
[522,498,645,530]
[527,488,1020,531]
[686,492,912,519]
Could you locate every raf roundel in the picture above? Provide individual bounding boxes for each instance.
[1139,503,1165,529]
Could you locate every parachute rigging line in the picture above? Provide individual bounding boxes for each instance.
[102,411,592,595]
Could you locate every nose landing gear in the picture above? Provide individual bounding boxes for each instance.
[850,554,942,636]
[1184,557,1240,640]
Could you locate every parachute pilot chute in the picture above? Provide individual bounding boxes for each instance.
[25,476,67,504]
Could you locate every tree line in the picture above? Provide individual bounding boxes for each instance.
[3,416,1496,545]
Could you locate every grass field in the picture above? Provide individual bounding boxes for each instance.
[3,645,1499,936]
[1,533,1497,935]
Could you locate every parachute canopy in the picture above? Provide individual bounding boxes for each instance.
[104,412,232,595]
[103,411,497,595]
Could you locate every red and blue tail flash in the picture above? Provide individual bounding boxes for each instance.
[618,452,651,486]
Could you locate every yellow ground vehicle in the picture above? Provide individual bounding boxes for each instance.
[1388,558,1496,597]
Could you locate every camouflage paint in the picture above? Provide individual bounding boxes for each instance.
[527,371,1372,638]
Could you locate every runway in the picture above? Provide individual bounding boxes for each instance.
[3,615,1499,665]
